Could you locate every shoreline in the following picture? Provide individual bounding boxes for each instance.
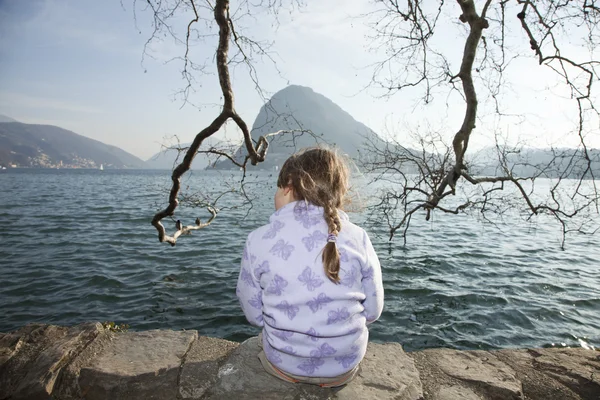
[0,322,598,399]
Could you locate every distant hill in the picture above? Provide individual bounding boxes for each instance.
[0,114,18,123]
[212,85,385,170]
[146,137,234,170]
[0,122,145,169]
[469,147,600,178]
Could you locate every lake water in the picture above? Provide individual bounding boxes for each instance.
[0,169,598,351]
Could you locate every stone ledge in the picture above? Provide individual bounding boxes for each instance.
[202,337,422,400]
[0,323,102,400]
[0,323,598,400]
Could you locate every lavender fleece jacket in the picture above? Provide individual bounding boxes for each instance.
[236,201,384,378]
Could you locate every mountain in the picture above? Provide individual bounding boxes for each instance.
[146,144,203,170]
[0,114,18,123]
[469,147,600,178]
[146,137,233,170]
[212,85,385,170]
[0,122,145,169]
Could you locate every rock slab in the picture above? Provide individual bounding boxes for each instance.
[179,335,239,400]
[496,347,600,400]
[0,323,102,400]
[76,329,197,400]
[1,322,599,400]
[0,331,25,366]
[205,337,423,400]
[205,337,329,400]
[337,342,423,400]
[412,349,523,400]
[433,385,483,400]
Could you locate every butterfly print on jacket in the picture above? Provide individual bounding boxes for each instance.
[340,264,359,288]
[240,268,256,287]
[301,231,327,251]
[262,220,285,239]
[266,274,288,295]
[243,246,257,263]
[310,342,337,358]
[276,300,299,320]
[297,266,324,291]
[335,353,358,368]
[293,202,322,228]
[254,260,270,279]
[327,307,350,325]
[269,239,295,260]
[248,293,262,309]
[306,293,333,313]
[297,357,325,374]
[361,263,374,280]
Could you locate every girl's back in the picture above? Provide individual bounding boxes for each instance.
[238,200,382,378]
[237,147,383,383]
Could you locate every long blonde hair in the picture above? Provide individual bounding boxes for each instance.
[277,148,349,283]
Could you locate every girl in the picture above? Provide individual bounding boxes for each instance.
[236,147,384,387]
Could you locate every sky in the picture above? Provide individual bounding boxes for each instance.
[0,0,598,160]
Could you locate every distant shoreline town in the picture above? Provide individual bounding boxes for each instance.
[2,155,106,170]
[2,85,599,176]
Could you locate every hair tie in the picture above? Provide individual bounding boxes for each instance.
[327,233,337,243]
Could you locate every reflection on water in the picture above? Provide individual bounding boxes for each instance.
[0,169,598,351]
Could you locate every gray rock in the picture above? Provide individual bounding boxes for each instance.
[76,329,197,400]
[496,348,600,400]
[433,385,483,400]
[3,322,597,400]
[205,337,423,400]
[53,327,115,400]
[0,322,102,400]
[179,336,239,399]
[336,342,423,400]
[414,349,522,400]
[205,337,331,400]
[530,348,600,399]
[0,331,25,366]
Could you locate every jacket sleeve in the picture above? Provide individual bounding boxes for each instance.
[360,231,384,324]
[236,235,264,327]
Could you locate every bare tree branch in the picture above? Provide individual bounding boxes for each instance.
[146,0,306,245]
[364,0,599,247]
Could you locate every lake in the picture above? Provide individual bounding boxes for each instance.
[0,169,598,351]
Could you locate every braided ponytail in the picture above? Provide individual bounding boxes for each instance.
[323,203,342,283]
[277,147,349,284]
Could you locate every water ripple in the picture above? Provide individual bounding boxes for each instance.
[0,169,598,352]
